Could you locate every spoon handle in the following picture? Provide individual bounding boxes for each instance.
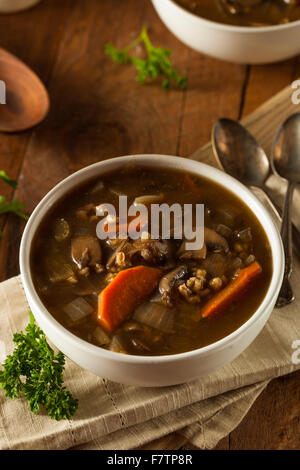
[263,186,300,259]
[276,182,295,308]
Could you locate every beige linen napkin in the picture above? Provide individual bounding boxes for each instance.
[0,234,300,450]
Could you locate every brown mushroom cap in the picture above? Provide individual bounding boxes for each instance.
[71,235,102,269]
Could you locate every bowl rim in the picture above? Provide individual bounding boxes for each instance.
[158,0,300,33]
[20,154,284,365]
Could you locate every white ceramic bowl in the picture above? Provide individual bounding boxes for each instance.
[152,0,300,64]
[20,155,284,387]
[0,0,41,13]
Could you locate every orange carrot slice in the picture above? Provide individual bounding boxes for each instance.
[201,261,262,319]
[98,266,162,332]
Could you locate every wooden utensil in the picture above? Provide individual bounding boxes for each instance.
[0,47,49,132]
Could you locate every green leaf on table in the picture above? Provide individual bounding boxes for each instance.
[0,195,29,221]
[105,26,187,90]
[0,170,17,189]
[0,170,29,223]
[0,312,78,420]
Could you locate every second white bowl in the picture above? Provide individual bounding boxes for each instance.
[152,0,300,64]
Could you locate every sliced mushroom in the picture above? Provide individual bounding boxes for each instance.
[123,320,148,333]
[176,227,227,258]
[202,253,228,278]
[133,194,163,206]
[204,227,229,253]
[177,240,207,260]
[123,321,164,352]
[71,235,102,269]
[159,265,187,296]
[129,238,171,262]
[215,223,232,239]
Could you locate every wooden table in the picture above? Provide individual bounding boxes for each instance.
[0,0,299,450]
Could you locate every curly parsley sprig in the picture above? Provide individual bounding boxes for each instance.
[0,312,78,420]
[105,26,187,90]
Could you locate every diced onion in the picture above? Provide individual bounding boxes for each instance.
[109,335,127,354]
[90,180,104,193]
[93,326,111,346]
[63,297,94,323]
[237,227,252,243]
[47,259,74,283]
[133,303,174,333]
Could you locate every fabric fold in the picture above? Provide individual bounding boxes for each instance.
[0,273,299,450]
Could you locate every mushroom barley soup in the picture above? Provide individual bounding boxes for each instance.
[31,165,273,356]
[174,0,300,27]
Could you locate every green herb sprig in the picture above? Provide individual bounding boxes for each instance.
[0,313,78,421]
[0,170,17,189]
[0,196,28,220]
[105,26,187,90]
[0,170,28,230]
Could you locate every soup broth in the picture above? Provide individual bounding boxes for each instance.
[174,0,300,27]
[31,165,273,356]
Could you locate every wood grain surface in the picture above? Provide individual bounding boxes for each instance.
[0,0,299,450]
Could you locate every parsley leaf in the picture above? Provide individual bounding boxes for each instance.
[0,196,29,221]
[0,170,29,225]
[0,312,78,420]
[0,170,17,189]
[105,26,187,90]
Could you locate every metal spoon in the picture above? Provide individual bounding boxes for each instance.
[272,113,300,307]
[212,118,300,258]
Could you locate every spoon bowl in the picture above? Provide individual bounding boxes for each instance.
[213,118,270,187]
[272,113,300,183]
[0,47,49,133]
[271,113,300,307]
[213,117,300,262]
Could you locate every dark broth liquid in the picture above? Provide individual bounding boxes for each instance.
[174,0,300,27]
[31,165,273,356]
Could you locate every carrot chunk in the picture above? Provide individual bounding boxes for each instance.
[201,261,262,319]
[98,266,162,332]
